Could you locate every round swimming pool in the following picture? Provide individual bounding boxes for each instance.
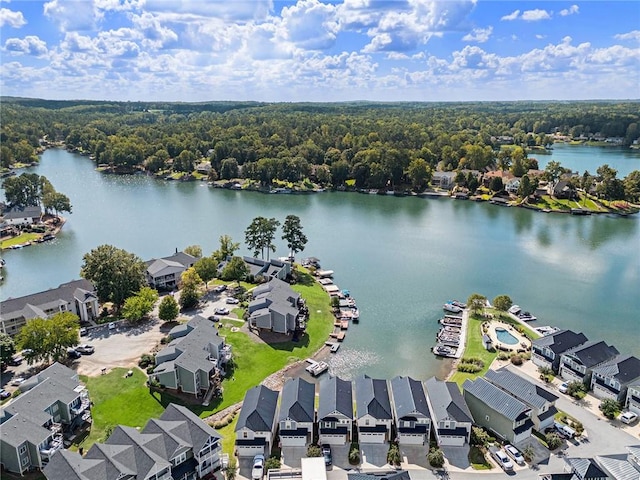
[495,327,519,345]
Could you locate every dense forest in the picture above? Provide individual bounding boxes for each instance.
[1,98,639,202]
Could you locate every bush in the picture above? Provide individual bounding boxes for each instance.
[457,357,485,373]
[546,432,563,450]
[265,456,281,471]
[497,352,511,360]
[471,426,492,447]
[567,381,587,399]
[348,444,360,465]
[138,353,156,368]
[510,354,523,365]
[387,443,401,466]
[428,448,445,468]
[307,445,322,457]
[599,398,621,419]
[146,365,155,374]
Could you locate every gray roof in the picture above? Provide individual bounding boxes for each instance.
[355,375,392,421]
[236,385,279,433]
[463,377,531,422]
[279,377,315,424]
[43,449,102,480]
[592,355,640,386]
[3,205,42,219]
[562,340,620,369]
[147,258,184,277]
[595,452,640,480]
[566,458,608,480]
[390,376,430,420]
[318,376,353,420]
[104,426,171,479]
[533,329,588,355]
[156,403,221,453]
[145,251,196,270]
[484,368,558,410]
[0,279,96,320]
[424,376,473,424]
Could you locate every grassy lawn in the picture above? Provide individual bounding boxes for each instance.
[487,310,541,340]
[79,267,334,450]
[469,445,492,470]
[449,314,497,386]
[1,232,40,249]
[532,195,573,211]
[217,414,240,455]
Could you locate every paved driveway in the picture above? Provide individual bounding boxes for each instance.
[399,444,430,468]
[361,443,391,467]
[281,446,310,468]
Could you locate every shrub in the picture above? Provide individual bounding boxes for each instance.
[599,398,621,419]
[428,448,445,468]
[510,354,523,365]
[348,444,360,465]
[265,456,281,471]
[138,353,155,368]
[146,365,155,374]
[546,432,563,450]
[567,381,587,399]
[471,426,492,447]
[307,445,322,457]
[572,420,584,436]
[497,352,511,360]
[387,443,401,466]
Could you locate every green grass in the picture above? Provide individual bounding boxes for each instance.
[1,232,39,249]
[79,368,165,449]
[449,314,497,386]
[469,445,492,470]
[488,310,541,340]
[217,414,240,455]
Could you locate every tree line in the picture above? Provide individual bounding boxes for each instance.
[2,172,72,215]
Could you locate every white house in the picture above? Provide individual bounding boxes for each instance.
[390,376,431,445]
[145,251,197,290]
[355,375,393,444]
[2,205,42,225]
[278,378,315,447]
[318,376,353,446]
[235,385,279,457]
[425,377,473,447]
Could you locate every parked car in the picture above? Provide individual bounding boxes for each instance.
[322,444,332,467]
[8,355,22,366]
[79,327,88,336]
[76,344,95,355]
[554,421,576,439]
[10,377,26,387]
[558,382,569,394]
[504,444,525,465]
[214,307,230,315]
[213,284,227,293]
[0,389,11,399]
[251,454,265,480]
[67,348,81,359]
[108,322,116,330]
[207,315,221,322]
[489,446,514,472]
[620,411,638,425]
[225,297,239,304]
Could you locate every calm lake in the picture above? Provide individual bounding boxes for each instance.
[2,146,639,380]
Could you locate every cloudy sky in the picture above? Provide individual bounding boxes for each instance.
[1,0,639,102]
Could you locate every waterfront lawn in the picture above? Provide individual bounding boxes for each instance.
[533,195,573,211]
[1,232,39,249]
[488,310,541,340]
[79,368,165,449]
[449,314,497,386]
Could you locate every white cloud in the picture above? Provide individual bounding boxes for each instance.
[462,26,493,43]
[521,9,551,21]
[536,34,546,40]
[0,7,26,27]
[559,5,579,16]
[143,0,273,23]
[279,0,339,50]
[614,30,640,42]
[130,12,179,49]
[501,9,519,21]
[44,0,98,30]
[3,35,48,56]
[502,8,552,22]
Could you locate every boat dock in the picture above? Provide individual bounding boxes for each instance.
[432,304,469,359]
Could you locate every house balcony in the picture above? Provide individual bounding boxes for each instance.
[40,435,64,459]
[220,346,232,363]
[71,397,91,416]
[48,422,63,435]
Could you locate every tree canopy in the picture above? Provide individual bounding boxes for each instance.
[80,244,147,307]
[245,217,280,260]
[0,333,16,366]
[158,295,179,322]
[282,215,307,259]
[122,287,158,323]
[17,312,79,364]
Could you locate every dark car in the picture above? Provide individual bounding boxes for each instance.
[67,348,81,359]
[322,445,332,467]
[0,389,10,399]
[207,315,221,322]
[213,284,227,293]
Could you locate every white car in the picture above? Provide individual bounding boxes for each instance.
[10,377,26,386]
[490,447,514,472]
[108,322,116,330]
[620,411,638,424]
[504,444,525,465]
[252,454,265,480]
[558,382,569,394]
[214,307,230,315]
[225,297,239,304]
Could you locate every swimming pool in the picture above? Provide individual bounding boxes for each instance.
[495,327,519,345]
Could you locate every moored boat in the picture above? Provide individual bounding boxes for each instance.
[443,302,463,314]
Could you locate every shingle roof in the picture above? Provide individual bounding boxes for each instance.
[104,426,171,479]
[42,449,102,480]
[236,385,279,433]
[463,377,531,421]
[533,330,588,355]
[157,403,220,453]
[355,375,392,421]
[566,458,608,480]
[390,376,430,420]
[3,205,42,219]
[424,376,473,424]
[592,355,640,386]
[484,368,558,410]
[318,376,353,420]
[563,340,620,369]
[279,377,315,424]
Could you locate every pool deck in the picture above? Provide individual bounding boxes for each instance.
[488,321,530,351]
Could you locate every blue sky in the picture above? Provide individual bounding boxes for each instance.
[1,0,639,102]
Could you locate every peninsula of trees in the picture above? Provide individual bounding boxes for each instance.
[1,99,639,204]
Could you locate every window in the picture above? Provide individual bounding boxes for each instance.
[51,403,59,413]
[21,457,30,467]
[324,421,332,428]
[19,444,28,455]
[243,431,248,438]
[173,452,187,466]
[365,419,370,425]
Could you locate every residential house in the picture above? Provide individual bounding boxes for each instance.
[596,446,640,480]
[463,377,533,444]
[564,458,609,480]
[235,385,279,457]
[389,376,431,445]
[195,161,212,174]
[590,355,640,403]
[0,279,99,337]
[278,378,315,447]
[318,376,354,446]
[2,205,42,225]
[152,315,232,398]
[532,329,589,373]
[354,375,393,444]
[43,403,222,480]
[548,180,576,199]
[145,250,197,290]
[482,170,515,189]
[626,386,640,415]
[0,363,91,476]
[431,171,457,190]
[243,257,291,281]
[559,340,620,385]
[248,278,302,335]
[484,368,559,431]
[505,177,522,195]
[424,377,473,447]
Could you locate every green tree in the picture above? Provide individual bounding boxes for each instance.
[80,245,147,308]
[599,398,621,419]
[566,381,587,399]
[306,445,322,457]
[623,170,640,203]
[517,174,537,199]
[184,245,202,258]
[220,158,239,179]
[522,444,535,462]
[282,214,307,260]
[545,432,562,450]
[222,256,249,285]
[158,295,179,322]
[407,158,432,191]
[245,216,280,260]
[386,443,401,466]
[467,293,487,315]
[265,457,281,471]
[544,160,565,184]
[194,256,218,288]
[427,448,445,468]
[122,287,158,323]
[0,333,16,365]
[224,458,237,480]
[212,234,240,264]
[489,176,504,193]
[179,267,202,310]
[174,149,196,172]
[493,295,513,312]
[43,191,72,216]
[596,164,625,200]
[2,172,42,207]
[17,312,79,364]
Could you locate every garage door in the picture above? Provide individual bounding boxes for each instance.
[359,432,385,444]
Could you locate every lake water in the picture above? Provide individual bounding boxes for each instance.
[2,147,639,380]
